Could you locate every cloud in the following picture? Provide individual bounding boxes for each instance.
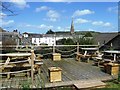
[24,23,53,30]
[72,9,94,17]
[57,26,62,30]
[38,24,53,29]
[41,0,120,2]
[35,6,50,12]
[92,21,111,27]
[75,18,90,24]
[46,10,60,22]
[43,0,65,2]
[75,28,97,32]
[10,0,30,9]
[108,6,118,13]
[0,13,7,19]
[1,20,14,26]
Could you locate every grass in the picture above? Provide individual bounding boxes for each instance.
[106,81,120,89]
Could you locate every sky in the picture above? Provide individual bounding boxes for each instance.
[1,0,119,34]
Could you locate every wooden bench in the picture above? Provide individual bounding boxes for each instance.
[93,54,103,66]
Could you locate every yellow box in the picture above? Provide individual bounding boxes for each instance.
[52,53,61,61]
[48,67,62,82]
[106,63,119,76]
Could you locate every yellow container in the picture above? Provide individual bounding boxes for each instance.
[106,63,119,76]
[48,67,62,82]
[52,53,61,61]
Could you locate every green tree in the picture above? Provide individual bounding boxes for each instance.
[84,32,93,37]
[56,38,75,45]
[73,37,94,45]
[65,38,75,45]
[46,29,55,34]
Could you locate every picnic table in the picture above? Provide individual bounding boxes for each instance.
[79,48,99,62]
[0,51,43,80]
[103,50,120,62]
[0,53,32,78]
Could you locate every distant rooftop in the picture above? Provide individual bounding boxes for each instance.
[94,32,119,46]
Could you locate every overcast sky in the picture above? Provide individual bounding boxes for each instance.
[1,0,119,34]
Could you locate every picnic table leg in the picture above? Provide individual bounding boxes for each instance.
[27,71,30,78]
[113,54,116,62]
[78,56,81,62]
[7,73,10,79]
[87,57,90,63]
[76,55,78,61]
[38,67,41,74]
[97,61,100,67]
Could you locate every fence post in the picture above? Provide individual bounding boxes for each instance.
[77,43,79,54]
[31,50,35,88]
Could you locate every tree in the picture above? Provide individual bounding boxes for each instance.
[73,37,94,45]
[56,38,75,45]
[84,32,93,37]
[65,38,75,45]
[46,29,55,34]
[56,38,66,45]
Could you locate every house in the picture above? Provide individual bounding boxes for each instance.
[94,32,120,50]
[0,28,20,46]
[22,32,42,45]
[0,28,21,51]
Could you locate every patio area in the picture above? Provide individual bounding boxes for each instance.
[0,58,113,89]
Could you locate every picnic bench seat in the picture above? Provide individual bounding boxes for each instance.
[93,53,103,66]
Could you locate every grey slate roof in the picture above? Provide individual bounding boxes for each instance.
[94,32,118,47]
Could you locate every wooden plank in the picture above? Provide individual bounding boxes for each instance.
[15,77,19,88]
[10,77,15,88]
[74,81,106,89]
[35,74,40,88]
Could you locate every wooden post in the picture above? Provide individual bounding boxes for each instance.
[31,50,35,88]
[77,43,79,54]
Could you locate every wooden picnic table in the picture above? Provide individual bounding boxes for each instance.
[76,53,91,63]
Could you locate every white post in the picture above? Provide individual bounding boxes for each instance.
[114,54,116,62]
[111,43,113,47]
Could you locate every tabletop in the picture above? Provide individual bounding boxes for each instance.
[103,50,120,54]
[81,48,98,51]
[0,53,31,57]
